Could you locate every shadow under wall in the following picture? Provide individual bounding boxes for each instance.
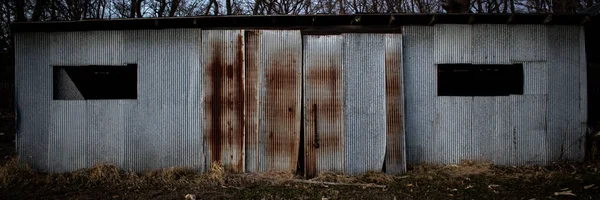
[585,18,600,160]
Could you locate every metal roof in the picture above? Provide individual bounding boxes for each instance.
[11,14,594,33]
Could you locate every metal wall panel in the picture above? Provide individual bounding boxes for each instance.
[472,24,511,64]
[85,101,128,168]
[303,35,345,177]
[434,24,472,64]
[523,62,548,95]
[244,30,261,173]
[384,34,406,174]
[547,26,584,161]
[512,95,548,165]
[434,97,472,164]
[471,97,497,162]
[16,29,204,172]
[510,25,547,62]
[494,96,515,165]
[578,26,588,148]
[202,30,245,173]
[343,34,387,174]
[124,29,203,172]
[403,24,585,166]
[402,26,436,165]
[257,30,302,172]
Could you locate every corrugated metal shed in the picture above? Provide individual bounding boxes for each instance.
[13,21,588,173]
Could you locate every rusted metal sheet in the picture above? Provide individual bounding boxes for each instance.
[384,34,406,174]
[202,30,245,173]
[303,35,344,177]
[257,30,302,172]
[244,30,260,173]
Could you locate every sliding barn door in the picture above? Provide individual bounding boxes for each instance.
[245,30,302,173]
[303,33,406,176]
[303,35,345,177]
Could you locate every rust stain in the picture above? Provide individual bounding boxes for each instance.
[235,33,245,172]
[244,30,260,172]
[304,38,344,177]
[264,49,300,172]
[205,31,245,173]
[207,41,223,165]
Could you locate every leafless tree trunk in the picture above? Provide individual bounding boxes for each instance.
[15,0,26,21]
[226,0,232,14]
[443,0,470,13]
[169,0,180,16]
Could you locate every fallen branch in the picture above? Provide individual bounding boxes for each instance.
[298,179,386,188]
[228,174,386,188]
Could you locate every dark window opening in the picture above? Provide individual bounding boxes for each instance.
[53,64,137,100]
[438,64,523,96]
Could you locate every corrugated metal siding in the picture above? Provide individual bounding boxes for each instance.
[523,62,548,95]
[343,34,387,174]
[14,32,50,171]
[202,30,245,173]
[510,25,547,62]
[434,24,472,64]
[471,97,498,162]
[578,26,588,153]
[403,24,586,166]
[512,95,548,165]
[124,29,203,172]
[434,97,472,164]
[402,26,436,164]
[384,34,406,174]
[257,30,302,172]
[17,29,204,172]
[303,35,345,177]
[244,30,261,173]
[472,24,511,64]
[547,26,584,161]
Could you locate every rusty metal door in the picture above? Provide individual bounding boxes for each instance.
[303,35,345,177]
[202,30,245,173]
[303,34,406,176]
[245,30,302,173]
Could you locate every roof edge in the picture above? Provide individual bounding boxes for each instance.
[11,14,593,32]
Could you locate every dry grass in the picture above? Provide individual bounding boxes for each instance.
[2,159,599,199]
[0,158,35,188]
[206,162,225,184]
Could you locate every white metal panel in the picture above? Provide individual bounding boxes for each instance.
[434,24,472,64]
[343,33,387,174]
[523,62,548,95]
[472,24,511,64]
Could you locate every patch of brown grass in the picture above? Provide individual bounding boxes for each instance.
[356,171,394,184]
[206,162,225,184]
[444,160,493,177]
[311,172,355,183]
[88,164,121,184]
[0,158,35,188]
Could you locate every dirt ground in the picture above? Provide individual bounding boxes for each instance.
[1,111,600,199]
[0,160,599,199]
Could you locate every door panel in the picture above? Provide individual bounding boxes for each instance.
[303,35,345,177]
[202,30,245,172]
[245,30,302,173]
[343,34,388,174]
[384,34,407,174]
